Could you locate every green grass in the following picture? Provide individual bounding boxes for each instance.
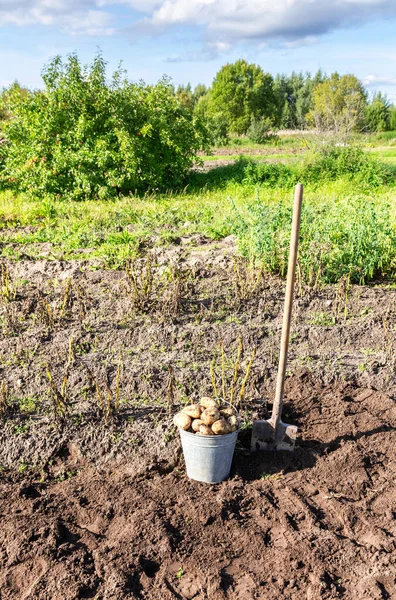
[1,174,395,283]
[368,147,396,164]
[1,135,395,283]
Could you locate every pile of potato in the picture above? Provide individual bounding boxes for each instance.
[173,397,239,436]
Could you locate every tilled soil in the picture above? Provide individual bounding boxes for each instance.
[0,237,395,599]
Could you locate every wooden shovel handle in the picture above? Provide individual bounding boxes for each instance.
[271,184,303,427]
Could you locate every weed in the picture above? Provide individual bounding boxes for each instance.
[72,413,83,427]
[18,459,28,474]
[55,470,77,482]
[240,412,252,431]
[163,429,176,444]
[260,473,281,481]
[309,312,336,327]
[18,396,39,414]
[13,423,30,435]
[176,567,184,580]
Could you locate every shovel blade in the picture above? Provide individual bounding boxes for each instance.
[251,419,297,452]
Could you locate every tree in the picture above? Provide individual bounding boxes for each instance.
[390,106,396,131]
[0,52,209,200]
[192,84,208,105]
[209,60,275,134]
[175,83,194,111]
[0,81,28,124]
[309,73,367,136]
[365,92,391,132]
[194,92,229,146]
[273,70,327,129]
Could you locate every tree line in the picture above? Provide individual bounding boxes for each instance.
[173,60,396,143]
[0,53,395,200]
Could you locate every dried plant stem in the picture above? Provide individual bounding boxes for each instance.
[115,353,123,412]
[220,339,226,401]
[0,381,9,419]
[166,364,175,412]
[210,359,219,398]
[230,336,243,406]
[0,264,16,301]
[237,348,256,408]
[46,367,68,421]
[60,278,72,319]
[105,382,112,420]
[67,336,75,367]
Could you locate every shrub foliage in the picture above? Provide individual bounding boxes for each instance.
[0,53,209,200]
[243,145,392,188]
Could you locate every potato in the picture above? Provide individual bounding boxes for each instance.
[200,408,221,426]
[199,397,218,409]
[212,418,231,435]
[183,404,202,419]
[191,418,203,432]
[173,412,191,431]
[199,424,214,436]
[220,407,235,418]
[228,415,239,431]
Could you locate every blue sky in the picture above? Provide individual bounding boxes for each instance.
[1,1,396,102]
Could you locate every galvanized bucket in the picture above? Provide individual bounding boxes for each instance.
[179,426,239,484]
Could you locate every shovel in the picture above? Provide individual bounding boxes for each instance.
[251,183,303,452]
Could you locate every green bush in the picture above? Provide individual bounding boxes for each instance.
[303,145,390,186]
[207,113,229,146]
[243,145,392,188]
[0,53,209,200]
[247,117,277,144]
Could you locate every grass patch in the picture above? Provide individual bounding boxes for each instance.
[1,142,395,283]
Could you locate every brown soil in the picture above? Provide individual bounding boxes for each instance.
[0,236,395,599]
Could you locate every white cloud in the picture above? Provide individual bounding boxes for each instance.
[0,1,114,35]
[144,0,396,44]
[1,0,396,42]
[362,74,396,87]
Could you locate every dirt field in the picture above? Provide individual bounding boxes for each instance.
[0,236,395,599]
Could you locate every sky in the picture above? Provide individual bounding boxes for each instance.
[1,0,396,102]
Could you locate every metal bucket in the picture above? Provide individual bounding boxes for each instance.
[179,427,239,484]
